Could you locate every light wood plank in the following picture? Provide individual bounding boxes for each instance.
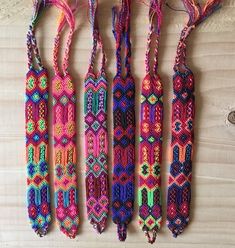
[0,1,235,248]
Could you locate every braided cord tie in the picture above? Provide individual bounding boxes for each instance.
[51,0,79,238]
[112,0,135,242]
[84,0,109,234]
[138,0,163,244]
[167,0,222,237]
[25,0,51,237]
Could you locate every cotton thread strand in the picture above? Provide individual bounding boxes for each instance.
[138,0,164,244]
[26,0,51,237]
[112,0,135,242]
[51,0,79,238]
[84,0,109,234]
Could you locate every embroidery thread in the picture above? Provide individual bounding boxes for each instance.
[167,0,222,237]
[84,0,109,234]
[112,0,135,241]
[51,0,79,238]
[138,0,164,244]
[25,0,51,237]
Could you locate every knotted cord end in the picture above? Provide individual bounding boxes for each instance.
[91,219,106,234]
[144,229,157,244]
[34,225,49,237]
[117,223,127,241]
[142,225,159,244]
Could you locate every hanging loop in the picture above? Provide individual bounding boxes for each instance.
[112,0,132,77]
[88,0,106,74]
[49,0,76,76]
[174,0,222,71]
[27,0,47,70]
[145,0,163,76]
[144,230,157,244]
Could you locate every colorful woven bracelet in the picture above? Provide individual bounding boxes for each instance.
[112,0,135,241]
[84,0,109,234]
[138,0,163,244]
[167,0,222,237]
[50,0,79,238]
[25,0,51,237]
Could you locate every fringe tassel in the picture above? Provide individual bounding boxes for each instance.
[183,0,222,27]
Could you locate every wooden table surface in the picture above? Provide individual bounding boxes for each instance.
[0,1,235,247]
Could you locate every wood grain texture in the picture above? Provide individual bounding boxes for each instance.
[0,0,235,247]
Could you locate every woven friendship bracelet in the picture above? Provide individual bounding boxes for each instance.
[25,0,51,237]
[50,0,79,238]
[138,0,164,244]
[84,0,109,234]
[167,0,222,237]
[112,0,135,241]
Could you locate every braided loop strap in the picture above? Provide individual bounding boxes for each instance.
[138,1,163,244]
[26,0,51,237]
[167,0,222,237]
[112,0,135,241]
[51,0,79,238]
[84,0,109,234]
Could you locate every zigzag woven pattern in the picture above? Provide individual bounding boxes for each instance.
[25,1,51,236]
[138,0,163,243]
[84,0,109,234]
[167,69,194,237]
[138,74,163,242]
[51,0,79,238]
[84,71,109,233]
[52,74,79,238]
[113,75,135,241]
[26,68,51,237]
[112,0,135,241]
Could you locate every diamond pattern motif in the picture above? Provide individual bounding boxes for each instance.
[139,74,163,242]
[53,74,79,238]
[84,72,109,233]
[167,69,195,238]
[26,69,51,236]
[112,73,135,241]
